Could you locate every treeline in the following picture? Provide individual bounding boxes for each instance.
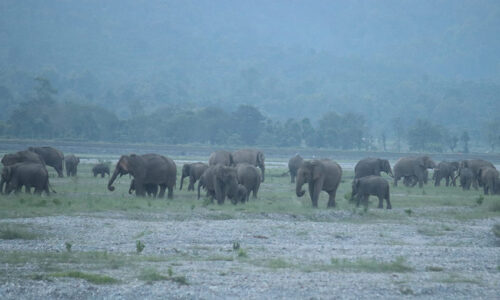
[1,78,499,153]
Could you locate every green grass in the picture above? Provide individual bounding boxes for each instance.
[435,273,482,285]
[51,271,119,284]
[493,224,500,238]
[250,256,413,273]
[0,223,38,240]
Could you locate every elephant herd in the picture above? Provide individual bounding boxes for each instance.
[289,154,499,209]
[2,146,499,208]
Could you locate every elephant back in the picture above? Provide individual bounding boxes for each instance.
[209,151,234,166]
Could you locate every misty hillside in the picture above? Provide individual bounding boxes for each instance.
[0,0,499,148]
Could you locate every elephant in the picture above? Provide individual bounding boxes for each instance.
[2,150,45,166]
[1,162,52,195]
[393,156,436,188]
[108,153,177,198]
[288,154,304,183]
[458,167,473,190]
[296,159,342,208]
[208,150,234,167]
[232,149,265,182]
[92,163,110,177]
[129,179,158,197]
[197,165,243,204]
[236,184,248,203]
[433,161,459,186]
[354,157,393,179]
[64,154,80,177]
[180,162,208,191]
[478,167,500,195]
[28,146,64,177]
[352,175,391,209]
[236,163,261,202]
[459,159,495,190]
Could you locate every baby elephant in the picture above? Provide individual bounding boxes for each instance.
[352,176,391,209]
[129,179,158,197]
[92,163,110,177]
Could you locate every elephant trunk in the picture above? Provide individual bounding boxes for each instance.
[107,168,121,191]
[296,175,306,197]
[197,181,202,200]
[260,165,265,182]
[0,178,4,194]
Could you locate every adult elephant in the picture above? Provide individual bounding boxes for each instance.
[107,154,177,198]
[208,150,234,167]
[180,162,209,191]
[433,161,459,186]
[354,158,393,179]
[232,149,265,182]
[236,163,261,202]
[460,159,495,190]
[296,159,342,208]
[28,146,64,177]
[197,165,243,204]
[65,154,80,177]
[393,156,436,188]
[1,162,52,195]
[288,154,304,183]
[2,150,44,166]
[478,167,500,195]
[458,168,473,190]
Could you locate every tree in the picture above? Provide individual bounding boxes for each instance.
[407,119,443,152]
[231,105,264,145]
[461,131,470,153]
[392,117,404,152]
[485,119,500,152]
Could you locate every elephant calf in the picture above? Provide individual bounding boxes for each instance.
[478,167,500,195]
[92,163,110,177]
[129,179,158,197]
[197,165,244,204]
[352,175,391,209]
[288,154,304,183]
[180,162,208,191]
[458,168,473,190]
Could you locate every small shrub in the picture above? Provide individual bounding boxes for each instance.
[237,248,248,258]
[0,224,37,240]
[476,195,484,205]
[167,267,173,277]
[344,192,353,202]
[404,209,413,217]
[65,242,72,252]
[232,241,240,250]
[399,287,414,295]
[426,266,444,272]
[52,199,61,205]
[493,224,500,238]
[136,240,145,254]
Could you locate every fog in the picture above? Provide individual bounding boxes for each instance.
[1,0,499,151]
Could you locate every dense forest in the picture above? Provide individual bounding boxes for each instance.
[0,1,499,152]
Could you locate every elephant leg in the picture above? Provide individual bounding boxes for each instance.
[393,177,399,187]
[158,185,166,198]
[188,176,195,191]
[312,180,324,208]
[252,188,257,198]
[386,193,392,209]
[167,186,173,199]
[308,182,314,205]
[377,195,384,208]
[445,176,450,186]
[327,191,336,208]
[356,194,361,207]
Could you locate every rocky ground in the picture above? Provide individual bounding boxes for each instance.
[0,207,499,299]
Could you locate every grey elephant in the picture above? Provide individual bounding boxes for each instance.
[129,179,158,197]
[236,163,261,202]
[458,167,473,190]
[288,154,304,183]
[459,159,495,190]
[232,149,265,182]
[478,167,500,195]
[92,163,110,177]
[433,161,459,186]
[354,158,393,179]
[180,162,208,191]
[208,150,234,167]
[28,146,64,177]
[236,184,248,203]
[352,175,391,209]
[2,150,45,166]
[296,159,342,208]
[65,154,80,177]
[393,156,436,188]
[1,162,52,195]
[197,165,243,204]
[108,153,177,198]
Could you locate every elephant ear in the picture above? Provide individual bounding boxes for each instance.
[118,155,129,172]
[257,152,265,165]
[128,154,146,178]
[311,161,325,180]
[417,157,426,168]
[3,166,12,181]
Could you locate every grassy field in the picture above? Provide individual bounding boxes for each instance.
[0,161,499,297]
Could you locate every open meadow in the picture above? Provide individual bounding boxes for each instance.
[1,153,500,299]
